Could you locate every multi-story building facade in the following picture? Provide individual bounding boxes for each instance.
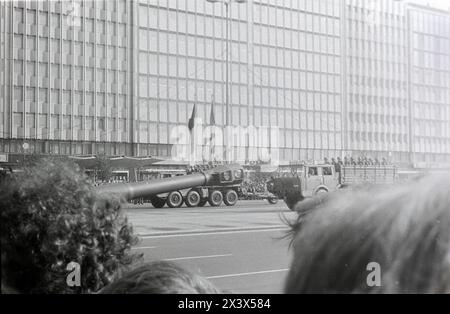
[1,0,135,157]
[1,0,449,168]
[342,0,411,164]
[134,0,343,162]
[407,3,450,167]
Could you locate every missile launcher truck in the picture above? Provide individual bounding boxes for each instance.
[97,164,244,208]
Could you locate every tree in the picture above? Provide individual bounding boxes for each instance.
[0,158,141,293]
[94,154,113,182]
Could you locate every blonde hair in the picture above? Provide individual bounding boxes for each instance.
[285,174,450,293]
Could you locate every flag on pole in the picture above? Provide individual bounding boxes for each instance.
[210,99,215,126]
[188,104,197,165]
[210,96,216,161]
[188,104,196,131]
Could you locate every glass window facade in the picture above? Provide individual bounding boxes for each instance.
[1,0,449,166]
[134,0,343,162]
[1,0,132,155]
[408,6,450,165]
[343,0,410,163]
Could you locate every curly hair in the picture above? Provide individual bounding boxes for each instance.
[0,158,141,294]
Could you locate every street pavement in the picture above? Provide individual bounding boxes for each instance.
[124,200,298,293]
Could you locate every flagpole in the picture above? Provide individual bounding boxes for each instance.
[210,95,215,162]
[224,1,230,164]
[206,0,247,164]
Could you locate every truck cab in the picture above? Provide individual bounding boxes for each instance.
[267,163,338,209]
[302,164,338,197]
[267,162,397,210]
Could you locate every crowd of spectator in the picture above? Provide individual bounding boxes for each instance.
[93,179,130,187]
[240,177,268,195]
[186,161,223,174]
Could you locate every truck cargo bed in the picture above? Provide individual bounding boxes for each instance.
[341,166,397,185]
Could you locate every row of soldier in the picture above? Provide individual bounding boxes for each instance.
[325,156,389,166]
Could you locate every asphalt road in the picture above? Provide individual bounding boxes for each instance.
[124,200,298,293]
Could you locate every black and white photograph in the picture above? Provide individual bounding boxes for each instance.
[1,0,450,299]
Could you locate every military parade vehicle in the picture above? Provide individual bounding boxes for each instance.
[267,162,397,209]
[97,164,244,208]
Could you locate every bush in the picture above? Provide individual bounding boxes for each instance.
[0,158,141,294]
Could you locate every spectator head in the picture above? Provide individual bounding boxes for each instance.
[285,175,450,294]
[0,158,140,294]
[100,261,221,294]
[1,282,18,294]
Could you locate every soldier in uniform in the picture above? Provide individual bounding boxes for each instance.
[335,157,342,174]
[363,156,369,166]
[357,156,363,165]
[331,158,337,166]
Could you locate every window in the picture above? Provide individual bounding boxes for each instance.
[98,118,105,131]
[308,166,318,176]
[139,30,147,50]
[322,166,332,176]
[139,5,148,28]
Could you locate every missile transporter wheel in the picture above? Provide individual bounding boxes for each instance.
[150,196,166,208]
[315,188,328,195]
[185,189,201,207]
[167,191,184,208]
[223,189,238,206]
[208,190,223,207]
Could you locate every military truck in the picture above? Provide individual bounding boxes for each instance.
[97,164,244,208]
[267,163,397,209]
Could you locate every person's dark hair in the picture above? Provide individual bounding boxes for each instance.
[0,158,141,294]
[285,175,450,293]
[1,282,19,294]
[100,261,221,294]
